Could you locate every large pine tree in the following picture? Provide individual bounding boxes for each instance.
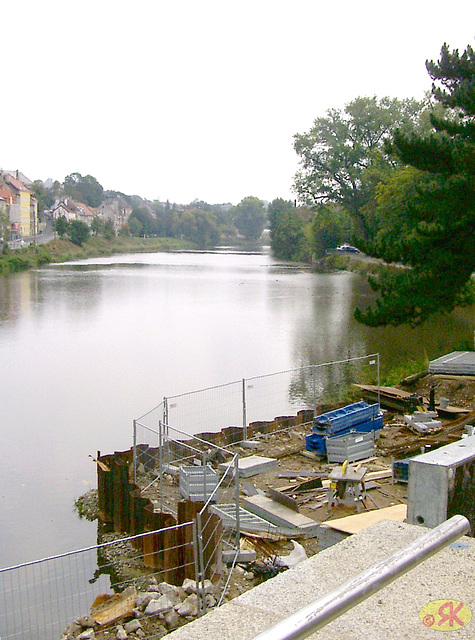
[357,44,475,326]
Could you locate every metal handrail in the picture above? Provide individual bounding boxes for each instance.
[252,515,470,640]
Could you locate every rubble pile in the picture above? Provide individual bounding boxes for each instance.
[60,578,219,640]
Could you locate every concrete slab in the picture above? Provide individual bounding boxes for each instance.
[167,520,475,640]
[243,494,320,536]
[429,351,475,375]
[218,455,278,478]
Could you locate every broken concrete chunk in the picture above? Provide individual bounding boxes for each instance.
[124,619,142,633]
[144,593,176,616]
[116,625,127,640]
[164,608,180,630]
[176,593,198,617]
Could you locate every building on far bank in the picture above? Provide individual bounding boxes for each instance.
[0,170,37,238]
[97,195,132,233]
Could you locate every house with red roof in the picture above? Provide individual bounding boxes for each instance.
[0,171,38,238]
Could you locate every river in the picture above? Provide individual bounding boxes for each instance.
[0,248,473,569]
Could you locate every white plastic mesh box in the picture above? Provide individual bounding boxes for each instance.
[179,465,219,502]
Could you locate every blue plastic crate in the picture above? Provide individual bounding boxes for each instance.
[306,415,383,454]
[313,401,380,436]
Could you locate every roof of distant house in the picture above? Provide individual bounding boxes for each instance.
[3,170,32,185]
[0,186,14,203]
[5,174,29,193]
[75,202,96,217]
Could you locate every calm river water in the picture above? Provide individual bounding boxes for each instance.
[0,248,473,568]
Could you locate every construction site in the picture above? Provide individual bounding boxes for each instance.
[3,353,474,640]
[62,351,474,640]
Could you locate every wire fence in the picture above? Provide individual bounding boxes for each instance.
[0,522,195,640]
[136,355,380,441]
[1,355,380,639]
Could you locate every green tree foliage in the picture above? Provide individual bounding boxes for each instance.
[68,220,90,246]
[311,205,353,259]
[103,219,115,240]
[357,43,475,326]
[268,198,307,260]
[90,217,104,236]
[30,180,54,215]
[293,96,425,236]
[232,196,266,240]
[128,207,158,236]
[63,173,104,207]
[54,215,69,237]
[175,209,220,248]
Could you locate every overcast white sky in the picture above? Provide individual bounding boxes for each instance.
[2,1,474,205]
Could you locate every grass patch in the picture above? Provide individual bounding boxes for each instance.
[1,236,194,274]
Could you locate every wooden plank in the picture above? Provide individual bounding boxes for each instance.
[162,513,179,583]
[267,487,299,512]
[321,504,407,534]
[178,499,203,579]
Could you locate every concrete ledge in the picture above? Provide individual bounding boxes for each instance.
[167,520,474,640]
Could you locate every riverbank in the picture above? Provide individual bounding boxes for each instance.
[0,236,195,274]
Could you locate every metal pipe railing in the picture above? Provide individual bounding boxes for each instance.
[252,515,470,640]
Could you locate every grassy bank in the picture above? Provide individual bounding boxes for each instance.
[0,236,194,274]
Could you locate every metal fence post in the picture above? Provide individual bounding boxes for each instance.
[242,378,247,441]
[159,420,164,513]
[195,512,206,616]
[234,455,240,542]
[312,365,317,418]
[133,419,137,485]
[376,353,381,406]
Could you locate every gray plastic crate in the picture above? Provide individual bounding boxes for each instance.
[325,430,376,463]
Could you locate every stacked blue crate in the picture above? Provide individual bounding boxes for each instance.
[306,401,382,454]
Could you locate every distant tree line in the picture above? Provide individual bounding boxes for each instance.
[123,196,267,249]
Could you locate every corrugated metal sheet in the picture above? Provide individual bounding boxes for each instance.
[429,351,475,375]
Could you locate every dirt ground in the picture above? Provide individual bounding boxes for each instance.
[211,372,475,599]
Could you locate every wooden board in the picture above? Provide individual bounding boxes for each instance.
[321,504,407,535]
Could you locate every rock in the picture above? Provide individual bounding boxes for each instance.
[63,621,82,637]
[77,630,95,640]
[205,593,217,608]
[147,584,160,593]
[158,581,176,594]
[144,593,177,616]
[116,624,127,640]
[176,593,198,617]
[182,578,195,594]
[136,630,146,638]
[135,592,154,608]
[243,571,254,579]
[76,616,96,628]
[164,609,180,630]
[182,578,214,595]
[124,619,142,634]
